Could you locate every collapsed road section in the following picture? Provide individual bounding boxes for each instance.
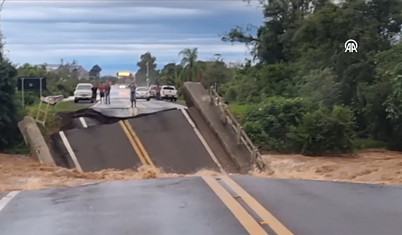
[51,108,238,174]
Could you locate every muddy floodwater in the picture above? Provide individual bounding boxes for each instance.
[1,149,401,193]
[259,149,402,185]
[0,154,219,194]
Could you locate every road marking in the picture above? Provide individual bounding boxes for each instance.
[202,176,268,235]
[123,120,155,167]
[59,131,83,172]
[137,103,145,108]
[119,121,147,166]
[79,117,88,128]
[130,107,138,116]
[91,100,100,107]
[221,176,294,235]
[0,191,20,213]
[180,108,226,174]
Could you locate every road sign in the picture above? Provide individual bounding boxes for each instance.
[17,76,47,91]
[17,76,47,108]
[117,72,132,77]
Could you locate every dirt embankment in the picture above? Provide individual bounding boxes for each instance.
[257,149,402,185]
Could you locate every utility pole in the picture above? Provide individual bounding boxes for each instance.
[0,0,6,56]
[146,61,149,88]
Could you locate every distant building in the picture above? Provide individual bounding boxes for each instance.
[35,63,59,71]
[73,66,90,80]
[35,63,89,80]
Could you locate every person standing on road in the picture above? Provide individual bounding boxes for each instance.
[91,83,98,103]
[128,80,137,108]
[98,83,105,104]
[155,85,161,100]
[105,80,111,105]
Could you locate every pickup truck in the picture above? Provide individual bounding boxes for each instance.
[160,85,177,101]
[74,83,93,103]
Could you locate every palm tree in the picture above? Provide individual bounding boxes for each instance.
[178,48,205,82]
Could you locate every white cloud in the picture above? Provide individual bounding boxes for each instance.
[4,42,250,62]
[0,0,261,74]
[2,5,209,22]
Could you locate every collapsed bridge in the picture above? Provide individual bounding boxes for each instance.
[39,82,263,174]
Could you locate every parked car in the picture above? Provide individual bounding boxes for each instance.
[74,83,93,103]
[148,85,157,98]
[160,85,177,101]
[136,87,151,101]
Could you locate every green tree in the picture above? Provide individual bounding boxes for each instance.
[219,0,402,154]
[0,45,23,151]
[135,52,158,86]
[178,48,205,82]
[160,63,177,85]
[201,60,232,88]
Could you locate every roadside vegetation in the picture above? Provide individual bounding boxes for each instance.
[136,0,402,156]
[0,40,109,152]
[1,0,402,158]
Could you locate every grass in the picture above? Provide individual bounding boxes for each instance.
[176,99,186,106]
[28,100,89,113]
[229,104,248,120]
[27,100,91,136]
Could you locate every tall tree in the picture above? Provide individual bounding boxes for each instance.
[0,43,23,150]
[178,48,205,82]
[135,52,158,86]
[17,63,47,77]
[160,63,177,85]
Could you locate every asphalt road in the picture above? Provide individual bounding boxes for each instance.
[58,87,223,173]
[126,109,220,174]
[1,175,401,235]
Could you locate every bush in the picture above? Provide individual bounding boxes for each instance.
[229,104,247,119]
[287,106,355,156]
[243,121,270,150]
[242,96,312,152]
[0,54,24,151]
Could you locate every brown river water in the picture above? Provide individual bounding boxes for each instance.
[1,149,401,193]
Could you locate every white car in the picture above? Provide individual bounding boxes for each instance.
[136,87,150,101]
[160,85,177,101]
[119,84,126,89]
[74,83,93,103]
[148,85,157,98]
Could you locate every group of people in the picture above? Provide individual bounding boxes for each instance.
[90,80,159,108]
[91,81,112,104]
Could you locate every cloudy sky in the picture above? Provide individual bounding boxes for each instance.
[1,0,263,75]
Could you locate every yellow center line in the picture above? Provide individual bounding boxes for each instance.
[221,175,294,235]
[123,120,155,167]
[202,176,268,235]
[119,120,147,166]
